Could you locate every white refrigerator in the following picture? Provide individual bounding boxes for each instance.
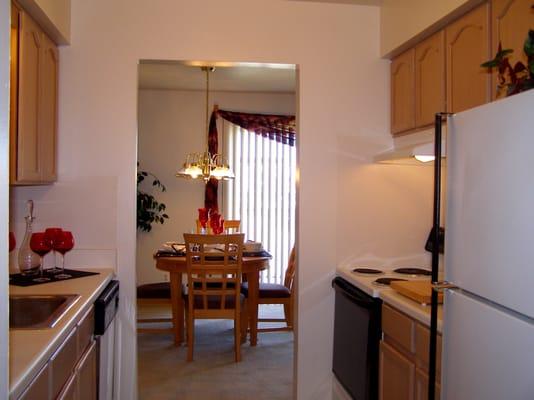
[441,89,534,399]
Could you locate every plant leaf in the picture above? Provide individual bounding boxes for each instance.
[524,30,534,57]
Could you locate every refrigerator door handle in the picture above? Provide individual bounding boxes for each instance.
[432,281,458,292]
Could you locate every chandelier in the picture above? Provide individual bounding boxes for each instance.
[176,67,234,181]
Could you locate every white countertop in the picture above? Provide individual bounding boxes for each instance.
[9,268,115,399]
[336,264,443,333]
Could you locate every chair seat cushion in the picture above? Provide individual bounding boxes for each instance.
[241,282,290,298]
[137,282,171,299]
[184,293,245,309]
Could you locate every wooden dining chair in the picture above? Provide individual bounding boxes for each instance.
[183,233,248,362]
[195,219,241,234]
[242,247,296,332]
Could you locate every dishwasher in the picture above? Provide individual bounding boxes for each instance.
[332,277,382,400]
[94,280,119,400]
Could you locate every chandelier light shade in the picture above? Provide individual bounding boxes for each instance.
[176,67,234,181]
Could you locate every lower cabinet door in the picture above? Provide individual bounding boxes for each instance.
[76,341,97,400]
[56,375,76,400]
[415,368,441,400]
[380,341,415,400]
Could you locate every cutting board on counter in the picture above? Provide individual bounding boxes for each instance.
[390,280,443,304]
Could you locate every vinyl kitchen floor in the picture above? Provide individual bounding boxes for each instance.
[137,305,293,400]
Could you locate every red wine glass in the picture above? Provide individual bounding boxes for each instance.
[9,232,16,252]
[30,232,51,282]
[210,212,221,234]
[45,227,63,274]
[55,231,74,279]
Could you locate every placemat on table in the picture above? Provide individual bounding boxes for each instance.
[243,250,272,258]
[9,269,100,287]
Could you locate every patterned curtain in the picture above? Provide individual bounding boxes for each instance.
[204,108,297,211]
[217,109,296,146]
[204,111,219,211]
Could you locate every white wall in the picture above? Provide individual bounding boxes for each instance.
[137,89,296,285]
[380,0,482,56]
[6,1,437,398]
[0,0,10,396]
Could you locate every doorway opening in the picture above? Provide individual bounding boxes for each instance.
[135,60,298,400]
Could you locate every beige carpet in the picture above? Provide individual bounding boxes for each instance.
[137,305,294,400]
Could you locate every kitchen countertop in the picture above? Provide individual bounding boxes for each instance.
[9,268,114,399]
[336,264,444,333]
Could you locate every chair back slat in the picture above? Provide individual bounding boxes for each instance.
[184,233,244,313]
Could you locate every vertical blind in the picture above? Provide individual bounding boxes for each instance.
[222,121,296,284]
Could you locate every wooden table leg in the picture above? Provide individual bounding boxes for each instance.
[247,269,260,346]
[170,271,183,345]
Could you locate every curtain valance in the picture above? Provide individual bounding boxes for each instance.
[217,109,296,146]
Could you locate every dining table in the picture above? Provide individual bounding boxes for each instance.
[154,253,271,346]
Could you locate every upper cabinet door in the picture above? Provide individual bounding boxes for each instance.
[39,34,58,182]
[391,49,415,135]
[17,10,42,182]
[491,0,534,99]
[415,31,446,127]
[446,3,491,113]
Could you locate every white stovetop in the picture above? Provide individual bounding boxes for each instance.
[336,262,443,332]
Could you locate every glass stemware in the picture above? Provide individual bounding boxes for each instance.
[55,231,74,279]
[44,227,63,274]
[30,232,51,282]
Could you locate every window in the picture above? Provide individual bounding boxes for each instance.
[222,121,296,284]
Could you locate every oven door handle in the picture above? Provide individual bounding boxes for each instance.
[332,277,376,309]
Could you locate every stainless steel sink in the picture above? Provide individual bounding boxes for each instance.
[9,294,80,329]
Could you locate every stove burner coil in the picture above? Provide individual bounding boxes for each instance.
[352,268,384,275]
[393,268,431,276]
[373,277,408,286]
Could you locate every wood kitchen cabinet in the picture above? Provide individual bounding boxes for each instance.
[415,368,441,400]
[446,3,491,113]
[391,31,445,135]
[380,304,442,400]
[380,341,415,400]
[10,3,58,185]
[491,0,534,99]
[391,49,415,135]
[16,308,97,400]
[415,31,446,127]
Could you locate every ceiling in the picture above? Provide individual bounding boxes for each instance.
[138,61,297,93]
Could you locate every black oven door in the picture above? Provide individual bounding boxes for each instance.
[332,277,382,400]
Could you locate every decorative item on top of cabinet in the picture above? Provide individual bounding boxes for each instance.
[490,0,534,98]
[415,31,446,128]
[391,49,415,135]
[446,3,491,113]
[10,3,58,185]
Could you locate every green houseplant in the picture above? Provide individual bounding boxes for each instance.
[137,165,169,232]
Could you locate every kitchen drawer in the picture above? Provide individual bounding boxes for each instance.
[414,323,442,379]
[18,362,50,400]
[50,327,78,398]
[77,307,94,356]
[382,304,415,353]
